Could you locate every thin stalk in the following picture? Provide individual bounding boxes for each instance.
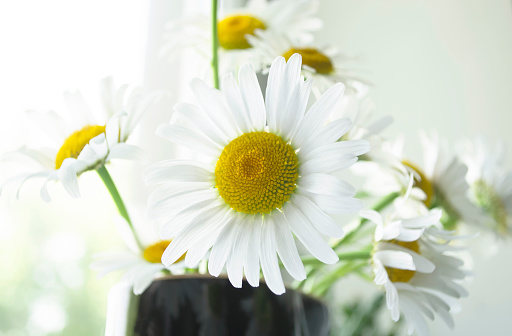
[300,250,372,266]
[312,261,368,297]
[211,0,220,89]
[97,165,143,249]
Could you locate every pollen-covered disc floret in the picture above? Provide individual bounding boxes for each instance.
[218,15,266,50]
[215,132,298,214]
[55,125,106,169]
[283,47,333,74]
[384,239,419,283]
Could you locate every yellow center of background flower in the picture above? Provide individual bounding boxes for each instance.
[215,132,299,214]
[402,160,434,207]
[55,125,106,169]
[217,15,266,50]
[283,48,334,74]
[385,240,419,283]
[143,240,185,264]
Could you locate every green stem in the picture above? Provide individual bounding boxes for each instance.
[312,261,368,297]
[333,192,400,250]
[97,165,143,249]
[300,250,371,266]
[211,0,220,89]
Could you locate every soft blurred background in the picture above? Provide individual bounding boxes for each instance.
[1,0,511,335]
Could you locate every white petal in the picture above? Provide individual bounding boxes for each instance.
[379,242,435,273]
[107,143,147,162]
[299,153,358,175]
[221,73,252,133]
[374,250,415,270]
[190,78,238,138]
[144,160,213,185]
[299,118,352,156]
[290,194,344,238]
[293,83,345,148]
[284,203,338,264]
[133,265,162,295]
[272,211,306,280]
[301,140,370,162]
[265,56,286,131]
[162,206,227,266]
[157,124,221,157]
[239,64,266,131]
[298,173,355,197]
[244,215,261,287]
[259,219,285,295]
[57,159,81,198]
[226,215,252,288]
[208,215,239,276]
[302,192,362,214]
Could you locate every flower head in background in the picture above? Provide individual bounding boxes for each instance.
[160,0,322,78]
[420,132,486,229]
[1,78,159,201]
[459,137,512,235]
[145,55,369,294]
[247,30,370,97]
[91,217,185,295]
[362,207,469,336]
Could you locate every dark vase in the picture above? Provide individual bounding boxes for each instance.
[133,275,330,336]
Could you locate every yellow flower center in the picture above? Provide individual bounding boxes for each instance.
[217,15,266,50]
[283,48,334,74]
[215,132,299,214]
[385,240,419,283]
[143,240,185,264]
[55,125,106,169]
[402,160,434,207]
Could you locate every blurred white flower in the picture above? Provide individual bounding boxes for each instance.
[459,137,512,235]
[91,216,185,295]
[362,207,469,336]
[247,30,370,97]
[1,77,159,201]
[145,55,369,295]
[160,0,322,77]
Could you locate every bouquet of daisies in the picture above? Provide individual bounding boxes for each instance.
[2,1,511,335]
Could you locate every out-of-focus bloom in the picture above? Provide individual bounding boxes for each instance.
[247,30,370,97]
[1,78,159,201]
[145,55,369,295]
[160,0,322,77]
[91,217,185,295]
[459,137,512,235]
[362,207,469,336]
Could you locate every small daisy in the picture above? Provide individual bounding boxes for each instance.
[160,0,323,77]
[91,217,185,295]
[247,30,370,97]
[459,137,512,235]
[362,208,469,336]
[145,54,370,295]
[420,132,486,228]
[1,77,159,201]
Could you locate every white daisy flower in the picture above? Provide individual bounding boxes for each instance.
[160,0,322,77]
[144,54,370,295]
[459,137,512,235]
[91,217,185,295]
[1,77,159,201]
[247,30,370,97]
[362,208,469,336]
[420,132,486,228]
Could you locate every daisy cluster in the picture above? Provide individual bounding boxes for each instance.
[1,1,511,336]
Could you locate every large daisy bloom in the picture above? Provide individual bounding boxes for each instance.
[362,208,469,336]
[145,54,370,294]
[91,217,185,295]
[247,30,370,97]
[160,0,322,77]
[1,77,159,201]
[459,137,512,235]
